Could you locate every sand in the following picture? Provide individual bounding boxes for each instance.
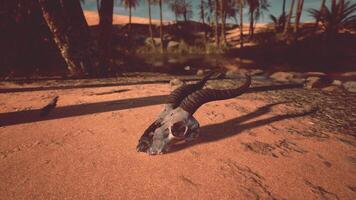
[0,78,355,199]
[84,10,166,26]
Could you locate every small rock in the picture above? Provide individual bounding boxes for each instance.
[305,76,332,89]
[145,37,161,46]
[167,41,180,50]
[343,81,356,93]
[250,69,264,76]
[322,86,343,92]
[332,80,342,86]
[204,69,212,73]
[290,78,306,84]
[270,72,295,82]
[196,69,205,76]
[226,68,249,78]
[341,71,356,77]
[170,78,184,90]
[153,61,164,67]
[167,58,179,64]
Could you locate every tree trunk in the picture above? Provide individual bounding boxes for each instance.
[129,5,132,34]
[61,0,97,75]
[282,0,286,14]
[338,0,345,17]
[249,11,254,37]
[147,0,155,49]
[214,0,220,47]
[314,0,326,29]
[38,0,84,76]
[294,0,304,37]
[220,0,226,45]
[283,0,295,35]
[98,0,113,75]
[239,0,244,48]
[331,0,336,10]
[200,0,207,43]
[159,0,164,53]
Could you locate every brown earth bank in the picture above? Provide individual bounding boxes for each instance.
[0,76,355,199]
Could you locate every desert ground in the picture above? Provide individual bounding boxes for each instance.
[0,75,355,200]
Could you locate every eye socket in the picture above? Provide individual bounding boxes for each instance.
[170,121,188,138]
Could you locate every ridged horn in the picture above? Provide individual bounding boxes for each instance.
[166,72,214,108]
[179,75,251,114]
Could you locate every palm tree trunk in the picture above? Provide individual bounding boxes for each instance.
[239,0,244,48]
[61,0,97,75]
[283,0,295,35]
[98,0,113,75]
[338,0,345,17]
[314,0,326,29]
[147,0,155,48]
[38,0,84,76]
[214,0,220,47]
[220,0,226,45]
[294,0,304,36]
[249,11,254,37]
[159,0,164,53]
[331,0,336,10]
[200,0,207,42]
[129,5,132,34]
[281,0,286,29]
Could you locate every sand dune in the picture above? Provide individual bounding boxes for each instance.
[84,10,167,26]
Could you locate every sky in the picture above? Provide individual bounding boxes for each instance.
[82,0,333,23]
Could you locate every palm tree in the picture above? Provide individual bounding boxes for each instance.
[38,0,87,76]
[239,0,244,48]
[246,0,269,38]
[220,0,227,45]
[98,0,114,74]
[314,0,326,29]
[169,0,193,22]
[200,0,207,42]
[269,12,287,32]
[181,0,193,22]
[214,0,220,47]
[170,0,180,22]
[158,0,164,53]
[283,0,295,35]
[121,0,140,34]
[294,0,304,36]
[62,0,97,74]
[309,0,356,38]
[147,0,155,48]
[282,0,286,28]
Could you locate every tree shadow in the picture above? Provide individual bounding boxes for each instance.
[169,102,316,153]
[0,95,167,127]
[0,83,304,127]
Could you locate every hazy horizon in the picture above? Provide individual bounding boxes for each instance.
[82,0,326,23]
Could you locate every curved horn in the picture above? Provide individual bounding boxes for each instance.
[166,72,214,108]
[179,75,251,114]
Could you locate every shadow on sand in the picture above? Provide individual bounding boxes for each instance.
[0,84,304,127]
[169,102,316,153]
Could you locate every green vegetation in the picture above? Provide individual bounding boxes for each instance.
[1,0,355,78]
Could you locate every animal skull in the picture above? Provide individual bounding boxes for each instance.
[136,73,251,155]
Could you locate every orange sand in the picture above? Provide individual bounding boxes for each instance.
[84,10,167,26]
[0,79,355,199]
